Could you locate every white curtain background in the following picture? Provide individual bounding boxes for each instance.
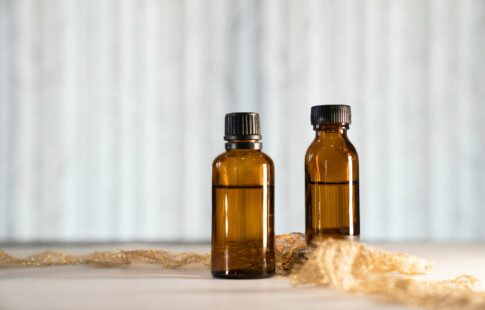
[0,0,484,242]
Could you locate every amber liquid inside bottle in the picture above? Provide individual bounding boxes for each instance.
[305,123,360,243]
[212,147,275,279]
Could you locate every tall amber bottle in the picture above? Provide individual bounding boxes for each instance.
[211,112,275,279]
[305,105,359,243]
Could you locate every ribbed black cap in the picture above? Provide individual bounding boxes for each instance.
[311,105,351,125]
[224,112,261,141]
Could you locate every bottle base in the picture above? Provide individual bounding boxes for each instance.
[211,270,274,279]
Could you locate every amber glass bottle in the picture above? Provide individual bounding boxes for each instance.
[211,112,275,279]
[305,105,359,244]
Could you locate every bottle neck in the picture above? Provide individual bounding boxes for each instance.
[314,123,349,138]
[225,139,262,150]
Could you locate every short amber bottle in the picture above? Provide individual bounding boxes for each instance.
[305,105,360,244]
[211,112,275,279]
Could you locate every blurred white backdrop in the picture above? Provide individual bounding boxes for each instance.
[0,0,484,242]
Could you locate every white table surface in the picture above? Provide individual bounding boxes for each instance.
[1,243,484,310]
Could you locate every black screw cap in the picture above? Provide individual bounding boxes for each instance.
[224,112,262,141]
[311,105,351,125]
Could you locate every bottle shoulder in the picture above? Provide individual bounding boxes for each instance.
[212,152,228,166]
[306,135,358,161]
[212,150,274,186]
[213,150,273,168]
[260,151,274,166]
[305,134,359,182]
